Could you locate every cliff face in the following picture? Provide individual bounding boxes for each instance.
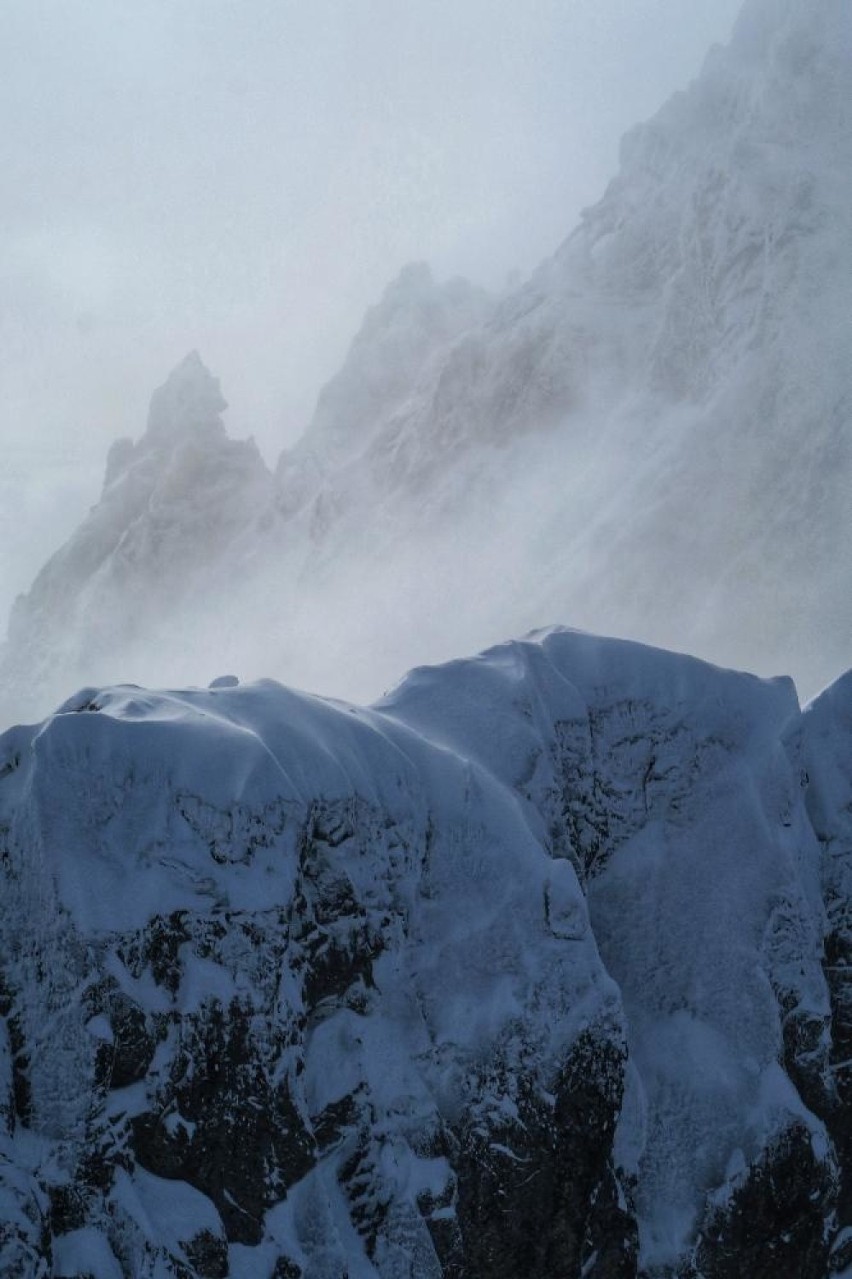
[2,627,852,1278]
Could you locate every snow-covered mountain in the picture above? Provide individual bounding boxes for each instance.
[1,0,850,723]
[4,627,852,1278]
[5,2,852,1275]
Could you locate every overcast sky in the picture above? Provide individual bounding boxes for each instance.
[0,0,742,611]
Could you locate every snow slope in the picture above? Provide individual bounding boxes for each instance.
[2,626,851,1277]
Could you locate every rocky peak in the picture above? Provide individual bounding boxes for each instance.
[2,357,271,705]
[294,262,492,471]
[102,435,134,491]
[100,353,230,496]
[144,350,228,448]
[4,0,852,729]
[357,261,486,342]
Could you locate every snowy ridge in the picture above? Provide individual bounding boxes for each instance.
[2,627,852,1276]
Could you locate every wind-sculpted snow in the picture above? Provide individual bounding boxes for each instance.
[381,630,838,1273]
[2,627,852,1277]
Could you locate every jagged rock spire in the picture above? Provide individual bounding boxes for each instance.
[145,350,228,444]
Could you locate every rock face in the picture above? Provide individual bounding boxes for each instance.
[796,674,852,1257]
[290,263,492,476]
[2,0,851,723]
[1,353,273,712]
[3,627,852,1277]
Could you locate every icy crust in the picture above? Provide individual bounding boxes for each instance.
[1,627,850,1277]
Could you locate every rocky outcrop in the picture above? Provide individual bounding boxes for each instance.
[1,353,273,710]
[286,263,493,477]
[2,628,852,1276]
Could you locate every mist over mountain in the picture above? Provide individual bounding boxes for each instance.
[2,0,850,724]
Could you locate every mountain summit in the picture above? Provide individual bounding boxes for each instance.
[144,350,228,445]
[2,354,270,707]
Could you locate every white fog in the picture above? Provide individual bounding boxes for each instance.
[3,0,849,726]
[1,4,739,603]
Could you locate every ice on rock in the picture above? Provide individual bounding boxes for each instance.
[0,630,635,1277]
[382,628,838,1270]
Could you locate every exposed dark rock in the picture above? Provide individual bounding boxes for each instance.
[453,1031,637,1279]
[133,997,314,1244]
[48,1182,89,1236]
[272,1259,304,1279]
[313,1090,361,1152]
[0,973,32,1127]
[118,911,191,997]
[84,978,161,1090]
[182,1227,228,1279]
[692,1119,837,1279]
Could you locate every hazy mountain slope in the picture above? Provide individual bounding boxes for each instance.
[271,0,852,689]
[2,353,272,704]
[0,270,497,724]
[285,263,492,476]
[2,0,850,722]
[534,0,852,683]
[2,627,850,1277]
